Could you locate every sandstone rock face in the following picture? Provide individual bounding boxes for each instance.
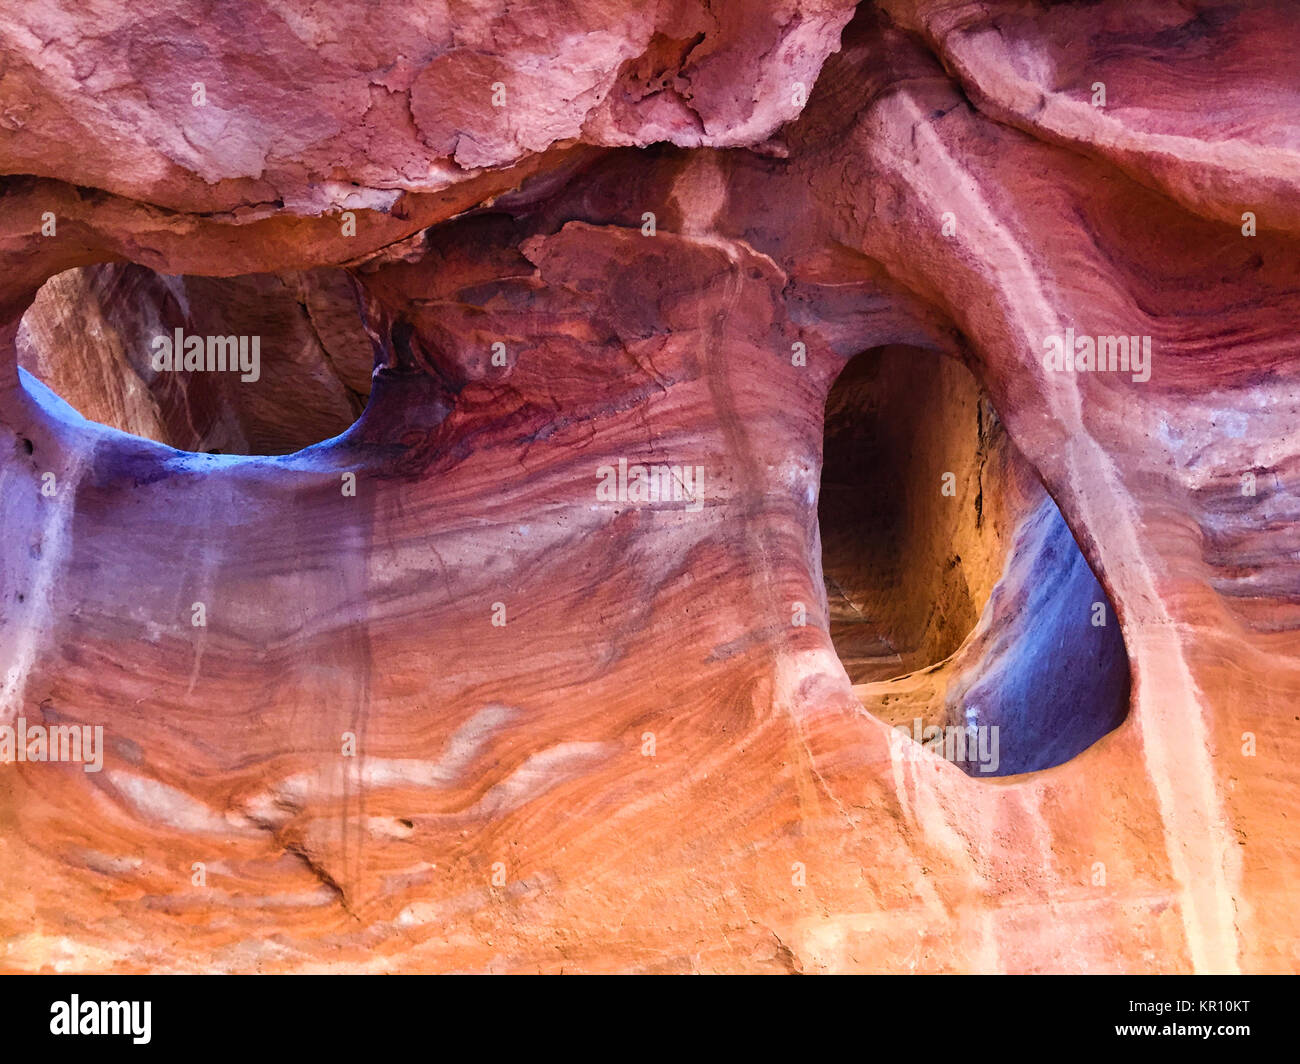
[0,1,1296,974]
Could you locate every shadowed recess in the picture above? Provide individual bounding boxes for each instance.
[17,263,374,456]
[819,345,1131,776]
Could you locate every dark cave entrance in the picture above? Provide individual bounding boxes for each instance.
[817,344,1131,776]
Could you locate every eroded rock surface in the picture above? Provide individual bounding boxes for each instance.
[0,1,1297,973]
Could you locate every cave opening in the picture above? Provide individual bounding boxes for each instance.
[15,263,374,457]
[818,344,1132,776]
